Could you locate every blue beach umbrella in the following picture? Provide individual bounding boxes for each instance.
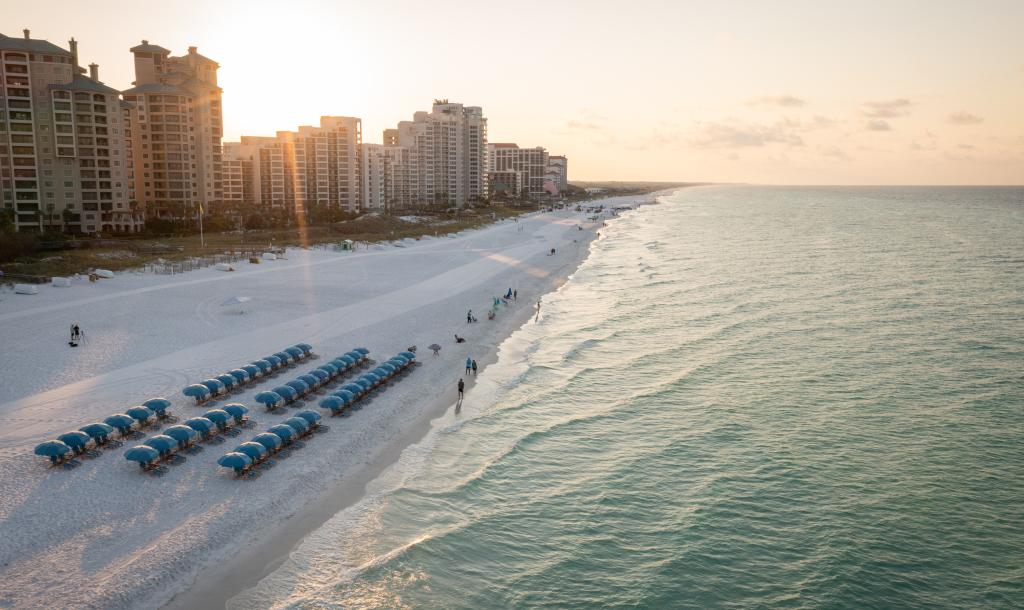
[242,364,261,378]
[228,369,250,384]
[215,374,237,390]
[252,433,283,452]
[222,404,249,423]
[299,373,319,388]
[163,425,197,447]
[255,391,283,408]
[398,351,416,361]
[204,409,231,428]
[267,424,295,442]
[273,385,298,402]
[285,379,309,396]
[342,383,364,397]
[217,452,252,474]
[337,355,356,368]
[200,379,225,395]
[125,406,155,424]
[264,355,282,369]
[183,384,210,400]
[361,373,380,387]
[274,351,293,364]
[284,346,304,360]
[311,368,331,382]
[143,434,177,454]
[296,410,322,426]
[353,379,372,393]
[390,355,409,366]
[328,358,347,372]
[320,396,345,413]
[184,417,215,434]
[57,431,92,450]
[371,367,390,379]
[354,347,370,356]
[251,359,272,373]
[104,414,135,433]
[295,343,313,355]
[124,445,159,466]
[35,440,72,462]
[346,350,365,363]
[283,417,309,434]
[234,442,267,461]
[378,363,397,376]
[142,398,172,413]
[80,422,115,441]
[332,390,355,404]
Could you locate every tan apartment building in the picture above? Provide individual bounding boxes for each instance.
[1,31,139,234]
[487,143,548,196]
[362,143,418,211]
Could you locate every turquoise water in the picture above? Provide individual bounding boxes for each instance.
[232,186,1024,609]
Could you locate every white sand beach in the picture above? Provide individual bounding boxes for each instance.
[0,194,653,610]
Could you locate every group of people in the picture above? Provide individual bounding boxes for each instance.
[69,323,83,346]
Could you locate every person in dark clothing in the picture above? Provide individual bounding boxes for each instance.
[472,359,478,376]
[465,357,472,374]
[458,378,465,399]
[513,289,517,301]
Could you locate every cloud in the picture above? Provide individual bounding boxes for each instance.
[566,120,600,131]
[820,145,851,161]
[749,95,806,107]
[948,111,983,125]
[863,99,912,118]
[865,119,892,131]
[958,143,975,150]
[691,120,805,148]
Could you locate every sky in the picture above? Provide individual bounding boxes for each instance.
[4,0,1023,184]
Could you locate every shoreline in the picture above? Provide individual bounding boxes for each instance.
[161,194,663,609]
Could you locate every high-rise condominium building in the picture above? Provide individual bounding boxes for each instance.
[227,116,363,213]
[546,155,568,194]
[397,100,486,207]
[122,41,222,218]
[1,31,140,234]
[487,143,549,196]
[362,143,418,211]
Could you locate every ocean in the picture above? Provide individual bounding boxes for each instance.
[229,186,1024,609]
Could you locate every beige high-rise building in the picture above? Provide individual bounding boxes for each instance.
[122,41,222,219]
[362,143,418,211]
[487,143,549,196]
[396,100,486,207]
[546,155,568,194]
[1,30,140,234]
[221,141,254,209]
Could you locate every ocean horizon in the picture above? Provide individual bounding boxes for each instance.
[228,185,1024,609]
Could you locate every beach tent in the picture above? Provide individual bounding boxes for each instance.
[104,414,136,434]
[163,425,198,448]
[252,433,283,452]
[124,445,159,467]
[255,391,284,409]
[273,385,298,402]
[267,424,295,443]
[57,431,92,451]
[217,452,252,475]
[35,440,72,464]
[14,284,39,295]
[183,384,211,402]
[125,406,155,425]
[228,369,250,384]
[242,364,261,379]
[296,410,322,427]
[220,295,250,314]
[52,277,72,288]
[234,442,267,462]
[283,417,310,435]
[143,435,177,456]
[80,422,114,443]
[222,404,249,424]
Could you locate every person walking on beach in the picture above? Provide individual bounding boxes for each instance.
[458,378,464,400]
[465,357,472,375]
[472,359,478,377]
[513,289,517,301]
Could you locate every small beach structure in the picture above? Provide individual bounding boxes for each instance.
[34,440,72,465]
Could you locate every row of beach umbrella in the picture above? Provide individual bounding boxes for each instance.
[34,397,175,467]
[254,347,371,411]
[182,343,314,405]
[123,404,252,472]
[319,351,417,416]
[218,410,323,476]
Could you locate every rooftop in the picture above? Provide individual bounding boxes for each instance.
[0,32,73,57]
[49,73,120,95]
[130,40,171,54]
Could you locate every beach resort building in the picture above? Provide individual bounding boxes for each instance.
[0,31,141,234]
[362,142,419,211]
[121,41,222,219]
[396,100,487,207]
[487,143,549,196]
[546,155,568,195]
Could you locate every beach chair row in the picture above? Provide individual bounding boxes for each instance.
[319,351,418,416]
[33,397,177,469]
[182,343,314,405]
[124,404,254,476]
[218,410,325,478]
[254,348,371,410]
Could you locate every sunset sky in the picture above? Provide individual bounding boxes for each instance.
[6,0,1023,184]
